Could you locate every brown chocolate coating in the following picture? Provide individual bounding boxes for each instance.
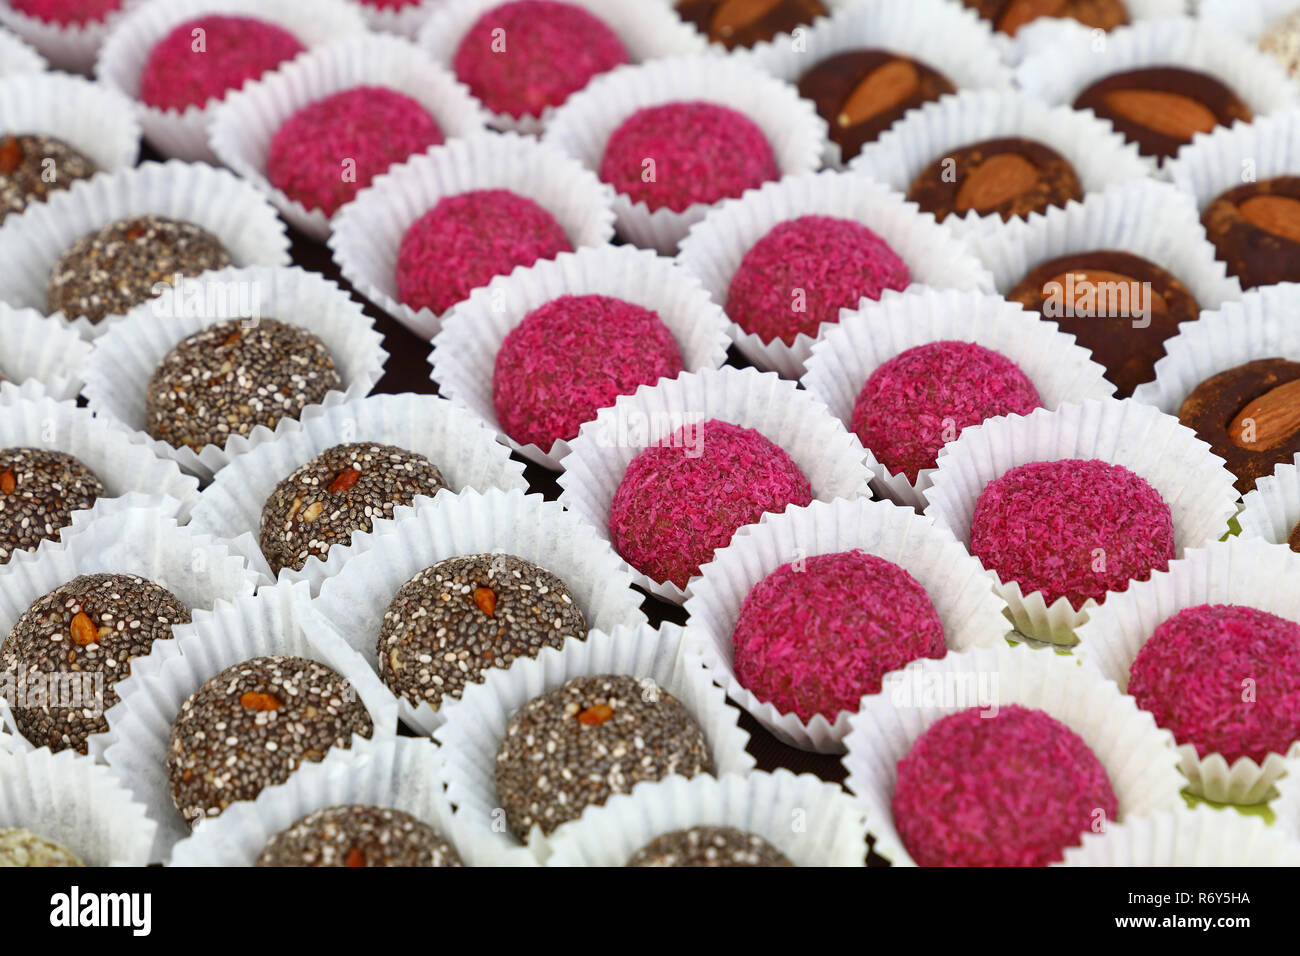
[1006,249,1199,398]
[1202,176,1300,291]
[797,50,956,161]
[905,137,1083,223]
[675,0,828,50]
[961,0,1128,35]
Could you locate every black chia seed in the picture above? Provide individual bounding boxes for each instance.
[0,448,104,564]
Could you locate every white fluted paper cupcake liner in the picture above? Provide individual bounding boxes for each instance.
[347,0,438,37]
[802,288,1116,509]
[0,23,45,75]
[416,0,706,134]
[543,769,866,867]
[923,398,1241,644]
[1165,107,1300,222]
[433,621,755,862]
[1061,805,1300,865]
[557,365,875,604]
[0,0,141,73]
[81,265,386,481]
[209,34,492,241]
[305,486,648,736]
[431,244,732,469]
[1240,455,1300,545]
[996,1,1188,67]
[94,0,366,162]
[682,496,1012,753]
[0,302,90,403]
[186,393,530,591]
[542,55,827,254]
[329,132,616,340]
[842,644,1187,867]
[1269,755,1300,835]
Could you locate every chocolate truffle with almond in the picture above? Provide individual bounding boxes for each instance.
[0,134,97,224]
[1202,176,1300,290]
[675,0,828,50]
[0,448,104,564]
[256,806,462,867]
[627,827,793,867]
[961,0,1128,35]
[906,138,1083,223]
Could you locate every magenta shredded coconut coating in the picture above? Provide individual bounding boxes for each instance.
[1129,604,1300,765]
[969,459,1174,610]
[725,216,911,346]
[599,101,780,213]
[451,1,629,119]
[138,15,306,112]
[853,342,1042,482]
[493,294,684,450]
[732,550,946,722]
[266,86,444,217]
[10,0,122,25]
[395,189,573,315]
[608,419,813,588]
[893,704,1118,867]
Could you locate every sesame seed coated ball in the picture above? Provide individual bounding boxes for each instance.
[0,828,83,867]
[0,134,97,224]
[0,448,105,565]
[626,826,793,867]
[255,805,462,867]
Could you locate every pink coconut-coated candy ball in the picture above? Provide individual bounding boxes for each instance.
[395,189,573,315]
[732,550,945,723]
[9,0,121,25]
[608,419,813,588]
[138,15,306,112]
[266,86,443,218]
[970,459,1174,610]
[726,216,910,346]
[493,294,684,450]
[599,101,779,213]
[452,1,629,119]
[1129,604,1300,765]
[893,704,1118,867]
[853,342,1042,482]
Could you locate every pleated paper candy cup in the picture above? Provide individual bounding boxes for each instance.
[1200,0,1300,44]
[0,23,45,75]
[1240,455,1300,546]
[1060,806,1300,866]
[994,0,1187,67]
[557,365,875,605]
[0,302,90,404]
[683,496,1012,754]
[208,33,492,241]
[186,393,529,590]
[433,621,755,863]
[347,0,439,38]
[82,265,386,481]
[842,645,1186,867]
[542,55,827,254]
[306,486,648,736]
[1269,755,1300,835]
[329,132,616,340]
[542,770,867,867]
[0,0,141,74]
[431,244,731,470]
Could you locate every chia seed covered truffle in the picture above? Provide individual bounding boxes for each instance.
[260,442,449,577]
[0,448,105,565]
[144,318,343,452]
[46,215,233,324]
[0,828,82,866]
[626,826,793,867]
[0,134,97,224]
[0,573,190,753]
[495,673,713,839]
[255,805,462,867]
[8,0,122,25]
[893,704,1118,867]
[969,459,1175,610]
[167,655,374,827]
[492,294,684,449]
[376,553,587,711]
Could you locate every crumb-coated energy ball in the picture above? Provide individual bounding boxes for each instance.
[0,828,82,866]
[395,189,573,315]
[0,448,104,564]
[970,459,1174,610]
[893,704,1117,867]
[608,419,813,588]
[451,0,629,119]
[46,215,233,324]
[0,134,97,224]
[266,86,444,218]
[493,294,684,449]
[168,655,373,827]
[725,216,911,345]
[144,318,342,452]
[255,805,463,867]
[138,15,306,112]
[732,550,946,723]
[8,0,122,25]
[376,553,587,711]
[852,342,1043,481]
[599,101,780,213]
[0,573,190,753]
[1129,604,1300,765]
[626,826,793,867]
[495,673,713,839]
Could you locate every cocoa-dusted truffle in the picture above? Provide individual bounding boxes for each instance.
[1,573,190,753]
[167,655,373,826]
[906,137,1083,224]
[675,0,827,49]
[144,318,342,452]
[46,215,233,324]
[0,134,97,224]
[8,0,122,25]
[495,673,713,839]
[960,0,1128,35]
[0,448,104,564]
[1202,176,1300,291]
[259,442,449,576]
[255,805,462,867]
[627,826,793,867]
[376,553,587,711]
[0,828,82,866]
